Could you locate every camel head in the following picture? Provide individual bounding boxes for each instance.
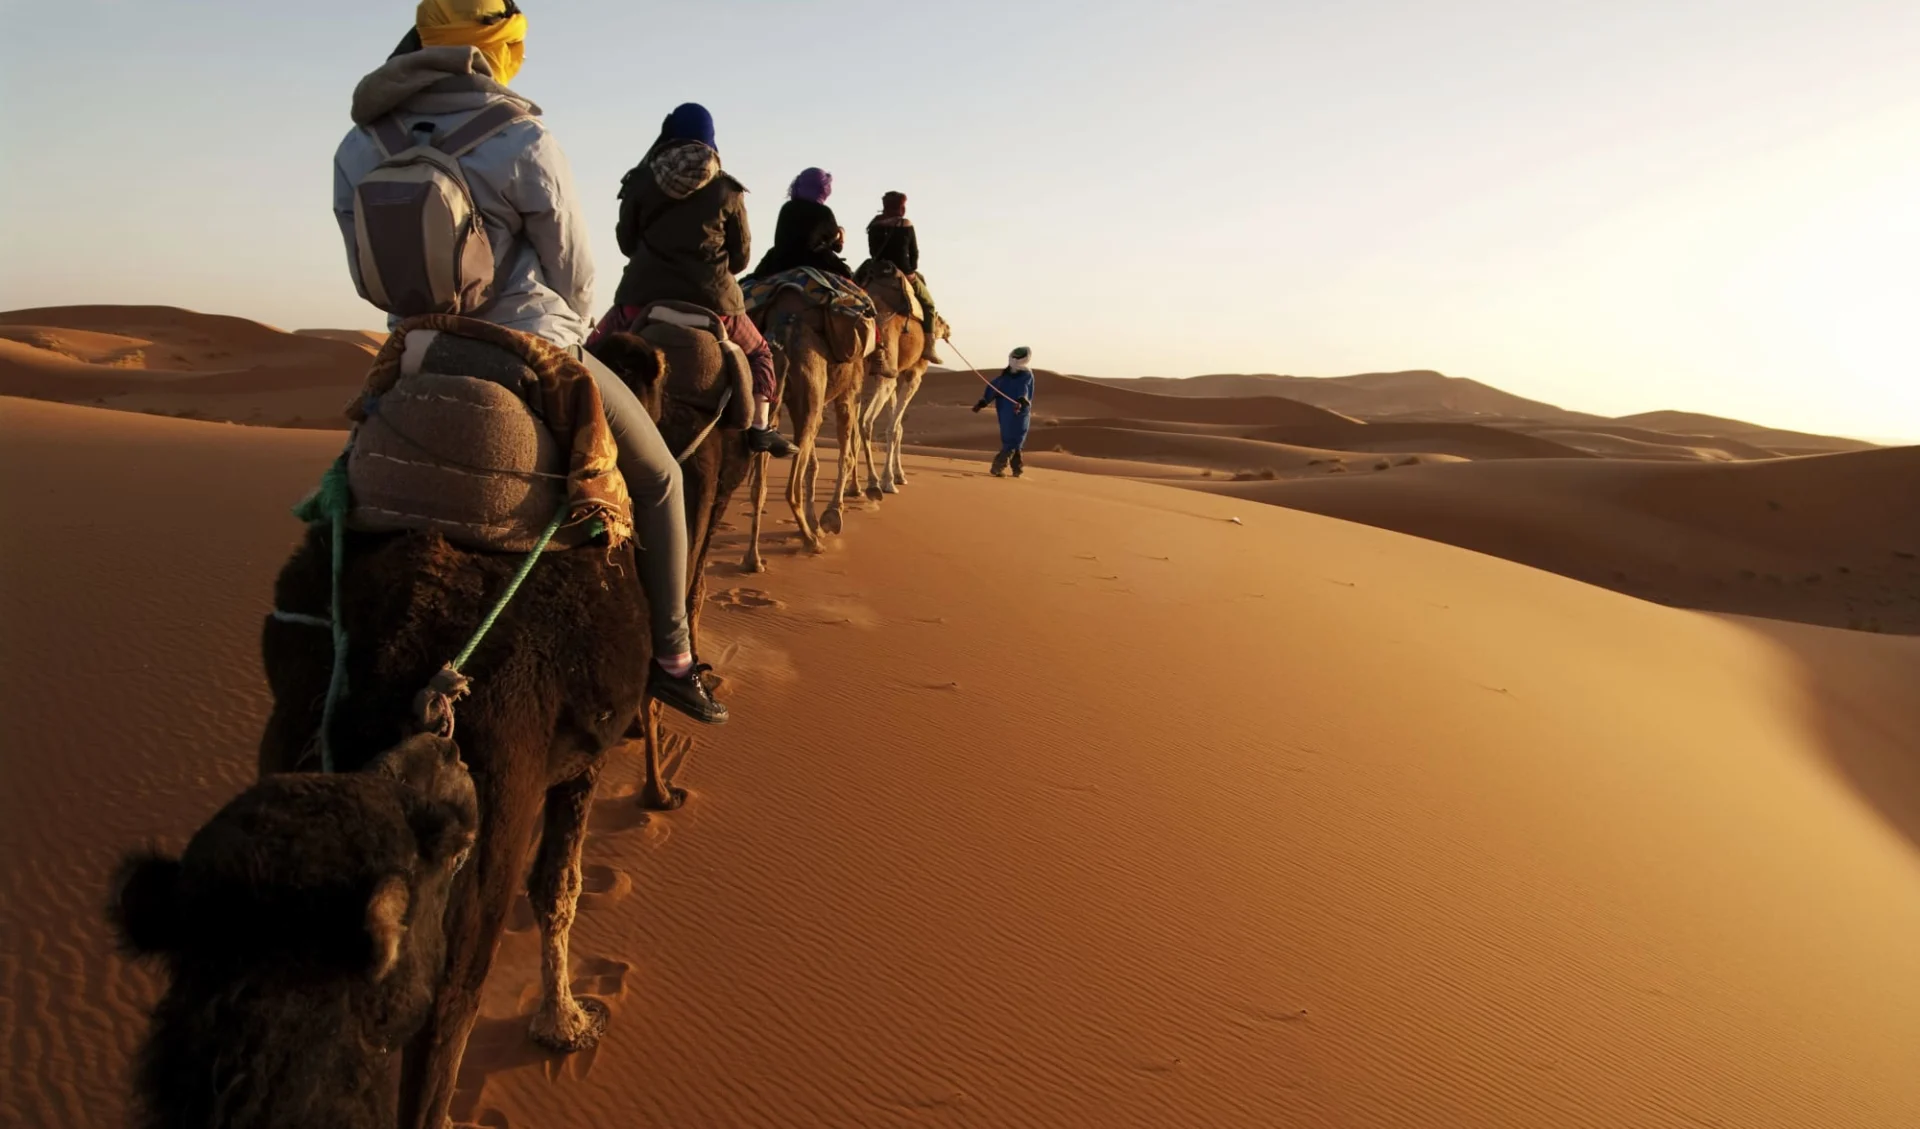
[108,734,478,1129]
[589,332,671,424]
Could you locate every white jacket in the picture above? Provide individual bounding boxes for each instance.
[332,47,595,348]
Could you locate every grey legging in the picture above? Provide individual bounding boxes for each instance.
[576,347,691,659]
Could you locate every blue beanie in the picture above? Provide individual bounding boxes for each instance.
[662,103,716,148]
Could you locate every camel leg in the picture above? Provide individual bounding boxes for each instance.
[786,365,826,553]
[822,390,858,535]
[399,753,546,1129]
[744,451,770,574]
[637,698,686,811]
[890,371,923,489]
[800,443,823,541]
[860,373,893,501]
[527,764,611,1052]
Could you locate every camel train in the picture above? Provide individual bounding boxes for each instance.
[108,274,952,1129]
[108,8,970,1121]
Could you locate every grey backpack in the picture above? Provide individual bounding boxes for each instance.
[351,103,531,317]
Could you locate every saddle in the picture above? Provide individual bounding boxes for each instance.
[624,300,753,431]
[853,259,921,322]
[345,325,623,554]
[740,267,878,365]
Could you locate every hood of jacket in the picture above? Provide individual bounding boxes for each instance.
[350,45,540,126]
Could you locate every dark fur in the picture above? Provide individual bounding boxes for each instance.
[254,333,743,1129]
[111,736,477,1129]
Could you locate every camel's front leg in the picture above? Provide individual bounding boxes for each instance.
[528,764,612,1052]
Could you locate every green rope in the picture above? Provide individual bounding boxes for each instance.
[293,451,353,774]
[450,501,568,674]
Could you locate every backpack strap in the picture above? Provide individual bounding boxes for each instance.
[368,116,414,157]
[433,102,535,158]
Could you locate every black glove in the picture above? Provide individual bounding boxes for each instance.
[1016,396,1031,415]
[972,402,985,413]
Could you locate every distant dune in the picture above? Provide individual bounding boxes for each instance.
[293,327,387,352]
[1185,448,1920,632]
[1090,368,1596,424]
[0,305,370,427]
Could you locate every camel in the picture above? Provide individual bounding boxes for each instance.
[110,733,479,1129]
[856,263,949,500]
[743,288,869,573]
[256,335,722,1129]
[590,330,754,809]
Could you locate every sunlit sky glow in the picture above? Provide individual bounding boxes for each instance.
[4,0,1916,442]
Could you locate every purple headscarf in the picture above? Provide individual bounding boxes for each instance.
[789,167,833,204]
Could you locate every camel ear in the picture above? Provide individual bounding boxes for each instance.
[365,875,410,981]
[110,851,184,957]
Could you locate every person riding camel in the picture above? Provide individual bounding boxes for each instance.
[972,346,1036,477]
[599,103,794,458]
[747,168,855,280]
[866,191,942,363]
[333,0,729,725]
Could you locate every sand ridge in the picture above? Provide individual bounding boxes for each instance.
[4,396,1919,1128]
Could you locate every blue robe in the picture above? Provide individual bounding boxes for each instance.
[976,367,1035,449]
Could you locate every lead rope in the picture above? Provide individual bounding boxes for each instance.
[942,339,1021,406]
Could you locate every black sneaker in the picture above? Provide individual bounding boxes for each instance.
[745,426,796,458]
[990,450,1010,477]
[649,662,730,725]
[1011,453,1025,478]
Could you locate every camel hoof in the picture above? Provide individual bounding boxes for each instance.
[528,996,610,1054]
[743,557,767,575]
[820,509,843,535]
[892,475,907,487]
[639,785,688,812]
[865,486,886,502]
[881,481,899,495]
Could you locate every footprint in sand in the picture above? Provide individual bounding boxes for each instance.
[581,864,632,907]
[711,586,785,611]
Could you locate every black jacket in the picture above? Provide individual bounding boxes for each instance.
[749,198,852,279]
[866,217,919,275]
[612,144,750,314]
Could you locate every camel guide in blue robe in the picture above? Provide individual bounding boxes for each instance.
[973,346,1035,477]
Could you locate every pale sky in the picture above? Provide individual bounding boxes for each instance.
[4,1,1916,442]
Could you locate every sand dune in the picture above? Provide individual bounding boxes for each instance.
[294,327,388,352]
[0,305,368,426]
[1617,410,1877,455]
[5,396,1919,1128]
[1188,448,1920,632]
[1092,368,1596,424]
[922,368,1356,427]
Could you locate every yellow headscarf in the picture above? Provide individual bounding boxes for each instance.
[416,0,528,86]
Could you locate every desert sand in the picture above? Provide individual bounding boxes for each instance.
[5,386,1919,1128]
